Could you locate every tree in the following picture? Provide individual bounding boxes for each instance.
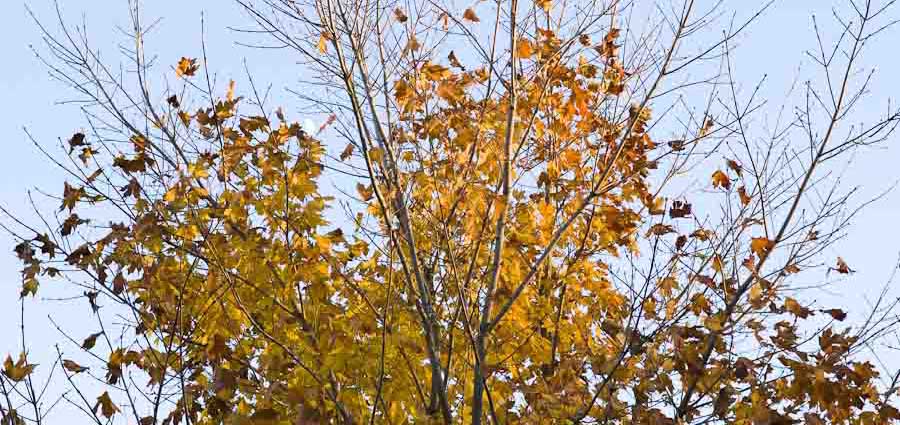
[4,0,900,423]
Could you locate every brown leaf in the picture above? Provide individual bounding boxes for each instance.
[61,213,89,237]
[646,223,675,237]
[834,257,854,274]
[68,132,87,154]
[448,51,464,70]
[112,273,126,295]
[675,235,687,252]
[738,186,752,206]
[669,200,692,219]
[82,332,103,350]
[726,159,743,177]
[750,237,774,257]
[784,297,811,319]
[711,170,731,190]
[63,359,89,374]
[578,34,591,46]
[463,8,480,22]
[783,263,801,275]
[356,183,374,201]
[822,308,847,321]
[339,143,355,161]
[94,392,119,418]
[393,7,408,22]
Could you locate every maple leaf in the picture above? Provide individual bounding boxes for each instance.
[822,308,847,321]
[339,143,355,161]
[750,237,774,257]
[3,354,36,382]
[61,213,89,237]
[784,297,811,319]
[737,186,752,206]
[94,392,119,418]
[670,200,692,218]
[175,57,199,77]
[675,235,687,251]
[463,8,479,22]
[726,159,743,176]
[68,132,87,154]
[448,51,464,70]
[394,7,408,22]
[82,332,103,350]
[711,169,731,190]
[63,359,89,374]
[668,139,685,151]
[646,223,675,237]
[833,257,854,274]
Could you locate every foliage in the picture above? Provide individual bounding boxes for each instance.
[4,0,900,424]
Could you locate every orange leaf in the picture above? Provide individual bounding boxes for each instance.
[750,237,774,257]
[711,170,731,190]
[463,8,480,22]
[737,186,752,206]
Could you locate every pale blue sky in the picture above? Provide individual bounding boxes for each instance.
[1,0,899,422]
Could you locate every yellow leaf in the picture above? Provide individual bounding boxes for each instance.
[94,391,120,418]
[749,282,763,304]
[704,315,723,332]
[405,35,421,53]
[226,80,236,102]
[784,297,810,319]
[368,147,384,163]
[318,33,329,54]
[2,353,36,382]
[164,187,179,202]
[712,254,724,273]
[516,38,535,58]
[175,57,198,78]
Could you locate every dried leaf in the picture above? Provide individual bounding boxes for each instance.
[750,237,774,257]
[463,8,479,22]
[670,200,692,219]
[711,170,731,190]
[175,57,198,78]
[2,354,36,382]
[393,7,408,22]
[834,257,854,274]
[82,332,103,350]
[94,392,120,418]
[63,359,89,374]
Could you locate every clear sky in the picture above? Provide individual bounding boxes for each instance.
[1,0,899,422]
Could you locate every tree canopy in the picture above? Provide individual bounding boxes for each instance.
[4,0,900,424]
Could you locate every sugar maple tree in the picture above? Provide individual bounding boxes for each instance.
[5,0,900,424]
